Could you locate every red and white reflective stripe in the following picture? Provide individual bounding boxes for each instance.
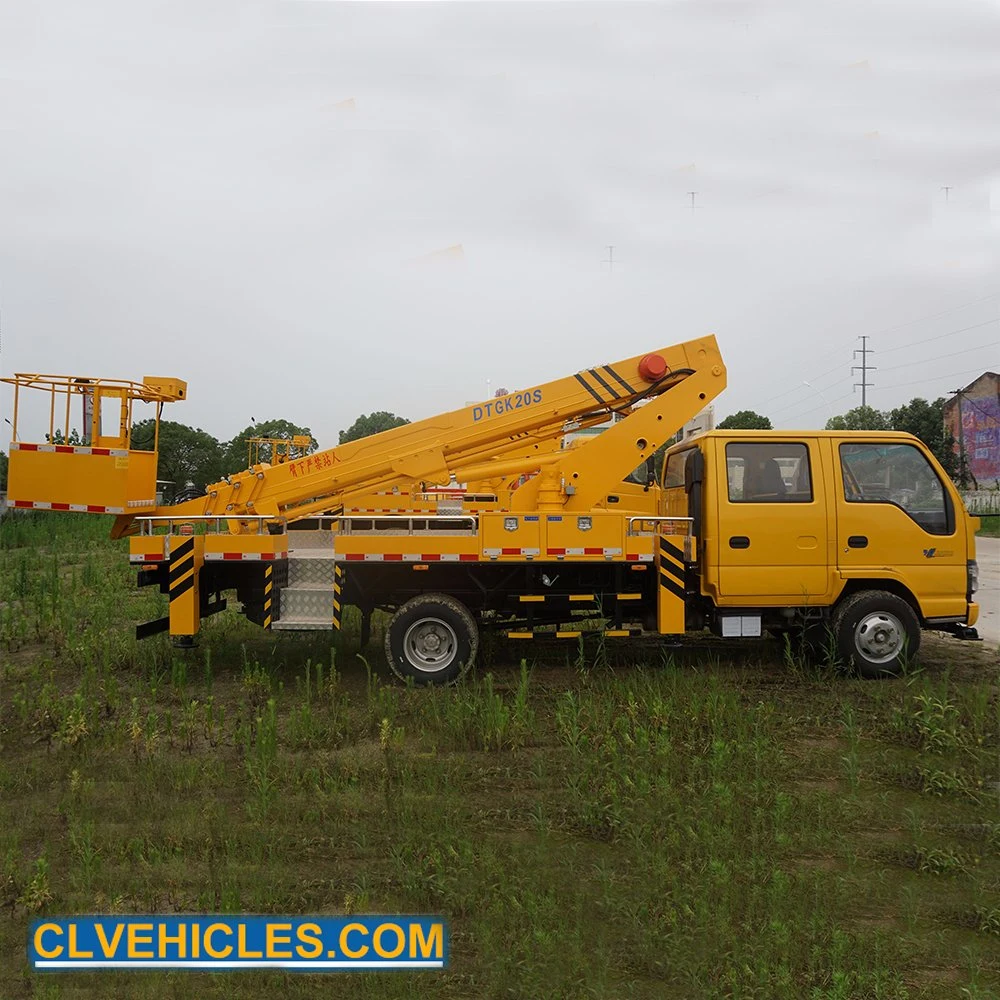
[547,546,622,559]
[11,442,128,457]
[344,507,408,514]
[483,547,541,560]
[335,552,480,563]
[202,551,287,561]
[10,499,125,513]
[343,504,488,514]
[625,553,655,562]
[132,551,289,563]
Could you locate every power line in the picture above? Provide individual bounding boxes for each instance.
[764,296,997,413]
[799,292,995,371]
[780,360,993,420]
[798,391,854,416]
[766,357,850,405]
[879,317,998,355]
[870,291,998,341]
[880,339,997,374]
[879,365,988,391]
[776,390,855,423]
[770,372,854,416]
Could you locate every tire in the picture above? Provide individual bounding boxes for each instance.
[384,593,479,685]
[831,590,920,678]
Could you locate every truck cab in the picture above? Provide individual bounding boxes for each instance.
[662,430,980,675]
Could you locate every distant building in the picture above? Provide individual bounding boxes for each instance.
[680,405,715,441]
[944,372,1000,486]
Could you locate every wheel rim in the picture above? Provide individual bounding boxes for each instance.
[854,611,905,664]
[402,617,458,673]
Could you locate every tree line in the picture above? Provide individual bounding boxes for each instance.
[134,411,409,498]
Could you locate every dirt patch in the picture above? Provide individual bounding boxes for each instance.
[786,855,845,871]
[789,778,841,793]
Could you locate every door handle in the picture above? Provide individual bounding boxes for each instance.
[848,535,868,549]
[729,536,750,549]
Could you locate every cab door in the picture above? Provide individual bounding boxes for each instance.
[835,440,967,619]
[715,439,833,603]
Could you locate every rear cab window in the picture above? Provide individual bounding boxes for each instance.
[725,442,813,503]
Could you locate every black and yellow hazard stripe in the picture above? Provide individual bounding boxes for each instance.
[168,538,195,604]
[573,364,638,405]
[658,536,686,601]
[600,364,636,395]
[263,564,273,629]
[332,564,344,631]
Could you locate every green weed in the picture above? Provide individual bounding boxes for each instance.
[1,512,997,999]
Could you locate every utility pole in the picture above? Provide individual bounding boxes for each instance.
[603,245,616,273]
[941,185,952,202]
[687,191,698,211]
[852,335,876,407]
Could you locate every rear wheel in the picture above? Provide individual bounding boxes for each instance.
[832,590,920,678]
[384,593,479,685]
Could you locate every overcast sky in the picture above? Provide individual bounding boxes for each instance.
[1,0,998,447]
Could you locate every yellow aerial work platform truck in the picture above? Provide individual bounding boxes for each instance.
[4,334,980,683]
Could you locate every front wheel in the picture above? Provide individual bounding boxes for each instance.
[384,593,479,685]
[832,591,920,678]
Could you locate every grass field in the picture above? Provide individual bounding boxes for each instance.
[1,512,998,999]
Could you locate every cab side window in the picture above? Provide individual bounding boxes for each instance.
[726,443,813,503]
[839,443,952,535]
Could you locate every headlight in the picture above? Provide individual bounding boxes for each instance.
[968,560,978,597]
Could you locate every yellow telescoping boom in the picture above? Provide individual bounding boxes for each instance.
[146,336,724,528]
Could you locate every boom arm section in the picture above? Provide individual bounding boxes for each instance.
[512,336,726,511]
[146,335,725,528]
